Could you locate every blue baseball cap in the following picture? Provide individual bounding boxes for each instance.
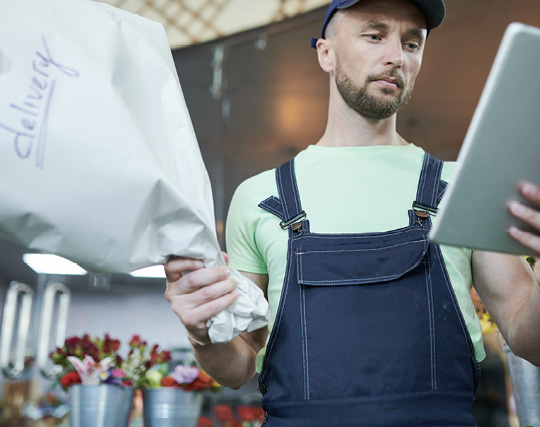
[310,0,446,48]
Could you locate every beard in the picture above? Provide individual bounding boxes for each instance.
[335,61,414,120]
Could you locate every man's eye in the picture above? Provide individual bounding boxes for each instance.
[405,42,419,50]
[366,34,382,41]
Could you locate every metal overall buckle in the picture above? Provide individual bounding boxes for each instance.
[279,210,307,231]
[412,202,437,227]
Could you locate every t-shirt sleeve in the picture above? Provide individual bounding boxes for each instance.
[225,177,269,275]
[441,160,457,182]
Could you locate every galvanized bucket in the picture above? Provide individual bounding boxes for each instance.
[142,387,203,427]
[68,384,134,427]
[505,348,540,427]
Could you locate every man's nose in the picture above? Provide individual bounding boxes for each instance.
[383,39,404,67]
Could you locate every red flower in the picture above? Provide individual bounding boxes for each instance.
[237,405,264,422]
[102,334,120,355]
[129,335,141,347]
[183,371,213,392]
[252,406,264,421]
[64,336,81,348]
[160,376,180,388]
[236,406,253,422]
[59,371,81,388]
[197,416,213,427]
[121,379,134,387]
[214,404,234,421]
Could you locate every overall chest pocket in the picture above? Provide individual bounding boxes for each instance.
[296,236,429,286]
[294,235,434,400]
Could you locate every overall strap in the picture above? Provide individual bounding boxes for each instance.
[412,153,447,215]
[258,159,307,231]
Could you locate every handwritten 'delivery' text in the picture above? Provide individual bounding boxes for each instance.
[0,36,80,169]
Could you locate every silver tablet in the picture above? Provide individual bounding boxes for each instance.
[429,22,540,256]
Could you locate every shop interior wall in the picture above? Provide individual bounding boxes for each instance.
[1,1,540,420]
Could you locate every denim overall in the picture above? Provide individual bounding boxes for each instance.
[257,154,481,426]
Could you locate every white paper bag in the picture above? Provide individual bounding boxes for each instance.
[0,0,268,343]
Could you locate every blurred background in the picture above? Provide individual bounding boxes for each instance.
[1,0,540,426]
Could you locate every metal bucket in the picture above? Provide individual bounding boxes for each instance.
[142,387,203,427]
[504,343,540,426]
[68,384,134,427]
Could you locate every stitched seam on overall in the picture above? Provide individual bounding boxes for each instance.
[297,240,428,284]
[303,287,310,400]
[277,166,290,220]
[425,252,437,390]
[288,161,302,216]
[259,196,274,205]
[301,275,408,284]
[259,197,284,219]
[261,237,294,377]
[428,161,442,207]
[294,226,420,240]
[408,209,417,226]
[263,388,476,404]
[433,245,479,365]
[298,239,426,255]
[417,154,429,202]
[295,234,309,399]
[299,253,309,400]
[296,252,307,399]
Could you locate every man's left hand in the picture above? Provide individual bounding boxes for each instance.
[509,182,540,275]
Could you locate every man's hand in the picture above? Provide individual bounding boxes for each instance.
[470,181,540,366]
[164,255,239,346]
[509,182,540,265]
[164,260,268,388]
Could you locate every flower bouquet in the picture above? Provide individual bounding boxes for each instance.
[49,333,171,388]
[141,360,221,427]
[49,333,171,427]
[145,362,221,392]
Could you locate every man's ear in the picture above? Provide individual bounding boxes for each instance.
[316,38,335,73]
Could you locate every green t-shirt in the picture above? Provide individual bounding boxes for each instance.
[226,144,485,371]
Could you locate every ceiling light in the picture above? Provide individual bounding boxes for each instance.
[22,254,87,275]
[130,265,166,278]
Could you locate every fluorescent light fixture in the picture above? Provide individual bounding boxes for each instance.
[130,265,166,278]
[23,253,87,275]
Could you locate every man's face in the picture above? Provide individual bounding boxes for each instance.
[329,0,427,119]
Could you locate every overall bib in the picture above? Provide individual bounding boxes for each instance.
[257,154,481,427]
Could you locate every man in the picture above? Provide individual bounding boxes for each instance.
[165,0,540,425]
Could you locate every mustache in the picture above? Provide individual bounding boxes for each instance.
[367,70,405,88]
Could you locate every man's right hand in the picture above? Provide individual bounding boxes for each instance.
[164,256,239,346]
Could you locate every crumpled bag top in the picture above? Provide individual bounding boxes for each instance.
[205,256,268,343]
